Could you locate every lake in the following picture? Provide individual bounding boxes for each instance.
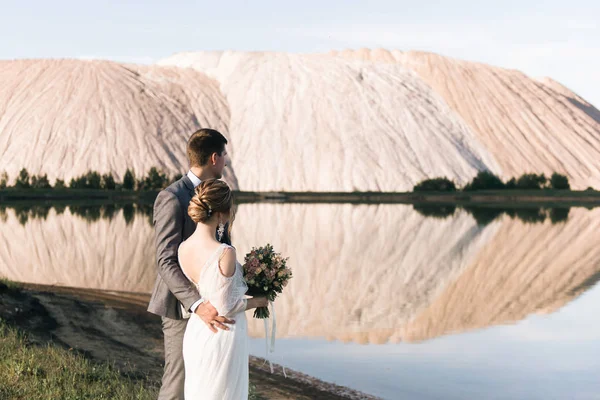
[1,202,599,399]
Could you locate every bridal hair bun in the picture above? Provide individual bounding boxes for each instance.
[188,179,233,223]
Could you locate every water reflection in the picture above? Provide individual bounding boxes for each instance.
[0,203,153,226]
[233,205,600,343]
[0,206,156,293]
[0,202,578,229]
[1,203,599,344]
[413,204,572,225]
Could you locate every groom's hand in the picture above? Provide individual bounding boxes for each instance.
[195,301,235,333]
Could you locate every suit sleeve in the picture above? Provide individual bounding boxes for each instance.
[153,190,201,311]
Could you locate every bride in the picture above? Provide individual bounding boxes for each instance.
[177,178,268,399]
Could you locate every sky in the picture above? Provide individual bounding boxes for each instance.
[1,0,599,106]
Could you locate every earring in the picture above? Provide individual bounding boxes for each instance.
[217,221,225,242]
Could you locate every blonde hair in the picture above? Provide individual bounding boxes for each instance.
[188,179,233,224]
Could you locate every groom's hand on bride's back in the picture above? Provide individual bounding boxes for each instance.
[195,301,235,333]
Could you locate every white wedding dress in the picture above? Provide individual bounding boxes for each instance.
[180,243,249,400]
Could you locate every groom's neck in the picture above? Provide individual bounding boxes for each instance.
[190,166,217,181]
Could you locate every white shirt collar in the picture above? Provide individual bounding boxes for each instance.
[187,170,202,188]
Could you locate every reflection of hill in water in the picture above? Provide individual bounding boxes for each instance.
[239,206,600,342]
[233,204,499,342]
[0,208,156,293]
[400,208,600,342]
[1,204,599,343]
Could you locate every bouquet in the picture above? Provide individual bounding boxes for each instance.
[243,244,292,319]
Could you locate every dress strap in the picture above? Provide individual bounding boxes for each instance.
[206,243,229,267]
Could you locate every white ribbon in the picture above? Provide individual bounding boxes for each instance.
[262,301,287,378]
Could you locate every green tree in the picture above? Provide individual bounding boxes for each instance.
[463,171,505,191]
[505,177,517,189]
[31,174,51,189]
[54,179,66,189]
[122,169,136,190]
[549,173,570,190]
[69,175,87,189]
[141,167,168,190]
[85,171,102,189]
[0,171,8,189]
[413,177,457,192]
[101,173,116,190]
[516,173,547,190]
[14,168,31,189]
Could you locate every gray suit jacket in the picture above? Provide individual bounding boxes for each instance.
[147,175,231,319]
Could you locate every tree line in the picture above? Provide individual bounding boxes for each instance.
[0,168,589,193]
[413,171,585,192]
[0,168,182,191]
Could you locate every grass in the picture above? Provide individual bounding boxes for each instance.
[0,321,262,400]
[0,277,20,291]
[0,321,159,400]
[0,281,262,400]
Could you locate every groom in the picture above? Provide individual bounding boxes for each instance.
[148,128,234,400]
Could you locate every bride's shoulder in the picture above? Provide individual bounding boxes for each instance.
[221,242,235,249]
[219,243,237,257]
[218,245,238,278]
[177,238,190,254]
[178,236,198,250]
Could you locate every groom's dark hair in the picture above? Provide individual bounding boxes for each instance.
[187,128,228,167]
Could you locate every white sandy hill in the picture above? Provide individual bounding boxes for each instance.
[0,59,236,186]
[331,49,600,189]
[2,50,599,190]
[158,51,498,191]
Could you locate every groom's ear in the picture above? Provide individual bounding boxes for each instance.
[210,152,218,166]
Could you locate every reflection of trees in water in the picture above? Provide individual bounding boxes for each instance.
[0,204,54,225]
[414,204,573,226]
[0,202,580,227]
[412,204,457,219]
[0,203,153,226]
[549,208,570,224]
[461,206,506,226]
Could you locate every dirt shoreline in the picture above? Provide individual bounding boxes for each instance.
[0,282,379,400]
